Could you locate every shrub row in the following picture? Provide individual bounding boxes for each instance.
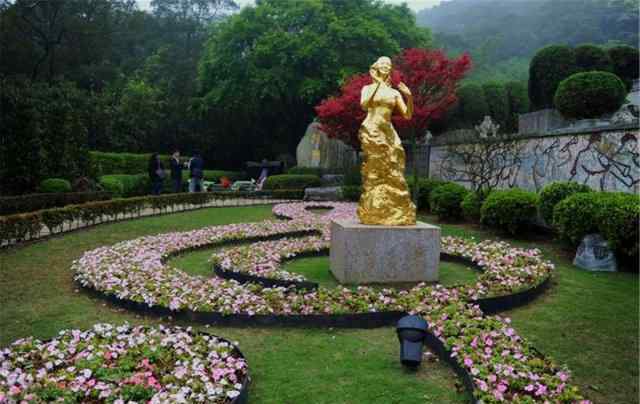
[263,175,322,190]
[39,178,72,193]
[0,192,112,215]
[554,191,639,258]
[89,151,174,176]
[0,191,289,243]
[98,171,248,197]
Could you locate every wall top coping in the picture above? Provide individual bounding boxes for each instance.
[428,122,639,147]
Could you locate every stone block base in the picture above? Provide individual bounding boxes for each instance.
[330,219,440,284]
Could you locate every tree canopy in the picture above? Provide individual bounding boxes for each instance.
[198,0,431,158]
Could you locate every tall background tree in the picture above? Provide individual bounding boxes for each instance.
[197,0,431,166]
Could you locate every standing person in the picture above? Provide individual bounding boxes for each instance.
[170,150,183,193]
[189,152,204,192]
[148,153,165,195]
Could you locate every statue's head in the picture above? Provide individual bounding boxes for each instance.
[370,56,392,84]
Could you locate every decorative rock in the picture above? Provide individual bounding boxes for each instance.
[330,219,440,284]
[573,234,617,272]
[304,186,343,201]
[296,121,357,170]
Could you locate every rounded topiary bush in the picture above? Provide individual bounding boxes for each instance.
[481,189,538,234]
[407,177,446,211]
[98,177,125,197]
[554,71,627,119]
[528,45,577,110]
[429,183,469,220]
[595,192,640,259]
[263,174,321,190]
[39,178,72,193]
[574,44,613,73]
[461,191,488,222]
[556,192,640,259]
[608,45,640,90]
[538,181,592,225]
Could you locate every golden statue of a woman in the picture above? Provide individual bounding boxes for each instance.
[357,56,416,226]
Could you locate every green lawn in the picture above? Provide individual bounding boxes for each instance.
[1,206,637,403]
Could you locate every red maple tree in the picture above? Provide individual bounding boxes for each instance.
[315,48,472,149]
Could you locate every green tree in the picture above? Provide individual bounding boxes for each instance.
[608,45,640,90]
[198,0,430,159]
[528,45,578,110]
[574,44,613,73]
[482,82,509,129]
[504,81,529,133]
[454,83,488,128]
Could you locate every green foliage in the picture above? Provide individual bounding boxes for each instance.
[341,186,362,202]
[453,83,488,128]
[554,71,627,119]
[38,179,72,194]
[538,181,592,225]
[263,175,321,191]
[1,78,89,194]
[98,175,150,198]
[198,0,430,161]
[98,177,125,197]
[429,183,469,220]
[89,152,169,176]
[528,45,578,110]
[554,192,640,258]
[0,192,111,215]
[461,191,488,222]
[342,165,362,187]
[608,45,640,90]
[481,189,538,234]
[504,81,530,132]
[286,167,325,176]
[408,178,447,211]
[574,44,613,73]
[482,82,509,128]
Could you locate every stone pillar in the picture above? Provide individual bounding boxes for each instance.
[330,219,440,284]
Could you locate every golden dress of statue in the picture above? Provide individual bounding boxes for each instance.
[357,56,416,226]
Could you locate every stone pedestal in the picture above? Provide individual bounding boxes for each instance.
[330,219,440,284]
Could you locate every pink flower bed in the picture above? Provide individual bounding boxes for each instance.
[68,202,590,402]
[0,324,246,403]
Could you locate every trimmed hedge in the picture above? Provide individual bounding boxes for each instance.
[482,82,509,128]
[574,44,613,73]
[429,183,469,220]
[0,192,271,243]
[538,181,592,225]
[554,71,627,120]
[454,83,489,128]
[528,45,578,110]
[182,170,246,183]
[553,192,639,258]
[39,178,72,193]
[89,151,174,176]
[98,174,149,198]
[481,189,538,235]
[263,175,321,190]
[608,45,639,90]
[287,166,325,176]
[0,192,112,215]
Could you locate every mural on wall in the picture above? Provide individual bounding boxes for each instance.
[431,130,640,193]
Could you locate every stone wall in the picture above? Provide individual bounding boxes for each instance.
[425,128,640,193]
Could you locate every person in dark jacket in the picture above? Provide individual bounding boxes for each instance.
[189,153,204,192]
[148,153,165,195]
[170,150,183,193]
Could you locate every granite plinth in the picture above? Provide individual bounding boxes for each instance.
[330,219,440,284]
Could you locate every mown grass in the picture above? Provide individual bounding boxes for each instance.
[0,206,637,403]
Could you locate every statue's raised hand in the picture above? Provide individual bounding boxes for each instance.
[397,82,412,96]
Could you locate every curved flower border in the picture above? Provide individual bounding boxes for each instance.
[68,202,590,403]
[0,324,248,404]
